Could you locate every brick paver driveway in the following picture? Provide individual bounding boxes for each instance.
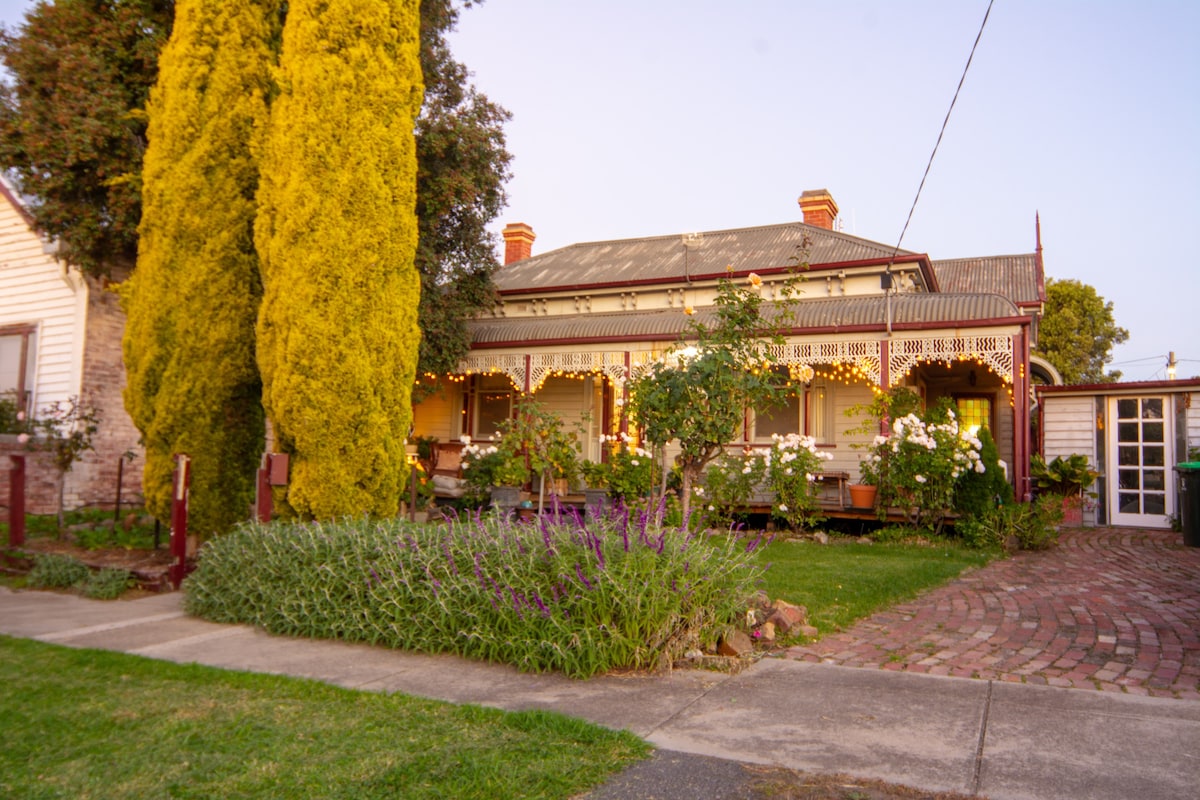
[786,527,1200,701]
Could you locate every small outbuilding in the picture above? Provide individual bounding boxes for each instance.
[1037,378,1200,529]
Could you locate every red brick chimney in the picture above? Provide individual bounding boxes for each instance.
[798,190,839,230]
[502,223,536,264]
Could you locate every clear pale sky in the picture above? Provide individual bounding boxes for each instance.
[2,1,1196,381]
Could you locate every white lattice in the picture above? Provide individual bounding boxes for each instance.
[766,340,883,385]
[627,349,669,381]
[459,353,526,390]
[888,335,1014,386]
[530,351,629,392]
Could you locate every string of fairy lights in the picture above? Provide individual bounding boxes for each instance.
[422,350,1015,406]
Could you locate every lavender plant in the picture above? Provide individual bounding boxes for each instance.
[184,507,766,678]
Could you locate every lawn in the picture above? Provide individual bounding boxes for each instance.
[753,537,995,636]
[0,635,649,800]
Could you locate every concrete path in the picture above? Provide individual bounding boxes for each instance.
[3,526,1199,799]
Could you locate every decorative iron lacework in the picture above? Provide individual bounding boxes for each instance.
[888,335,1014,386]
[529,351,628,392]
[627,348,674,381]
[460,353,526,390]
[767,341,883,386]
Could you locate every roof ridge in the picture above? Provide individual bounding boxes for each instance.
[526,219,914,261]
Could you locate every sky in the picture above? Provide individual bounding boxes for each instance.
[1,1,1197,381]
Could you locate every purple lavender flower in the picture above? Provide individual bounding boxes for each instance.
[575,563,593,591]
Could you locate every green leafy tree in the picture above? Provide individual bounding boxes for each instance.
[1035,278,1129,384]
[255,0,423,519]
[415,0,512,383]
[628,269,804,525]
[2,1,510,378]
[0,0,174,277]
[120,0,277,537]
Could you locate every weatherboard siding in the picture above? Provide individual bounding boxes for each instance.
[0,192,88,414]
[1041,395,1097,463]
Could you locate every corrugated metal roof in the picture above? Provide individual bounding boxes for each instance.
[469,293,1021,345]
[930,254,1043,305]
[495,221,916,293]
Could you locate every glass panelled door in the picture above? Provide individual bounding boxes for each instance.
[1108,396,1173,527]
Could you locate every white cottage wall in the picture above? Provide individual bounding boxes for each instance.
[0,193,87,413]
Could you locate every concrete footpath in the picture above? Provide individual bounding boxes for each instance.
[2,587,1198,800]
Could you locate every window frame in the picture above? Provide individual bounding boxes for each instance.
[0,323,37,417]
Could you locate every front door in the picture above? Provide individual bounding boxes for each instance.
[1107,396,1173,528]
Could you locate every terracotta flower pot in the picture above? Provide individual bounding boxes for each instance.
[848,484,878,509]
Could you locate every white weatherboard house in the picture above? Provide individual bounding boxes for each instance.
[0,179,143,513]
[411,189,1048,509]
[1038,378,1200,529]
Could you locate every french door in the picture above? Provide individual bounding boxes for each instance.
[1107,396,1173,528]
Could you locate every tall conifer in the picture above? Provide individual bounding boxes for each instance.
[121,0,278,535]
[255,0,423,518]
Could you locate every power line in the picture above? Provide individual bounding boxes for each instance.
[889,0,995,262]
[886,0,994,335]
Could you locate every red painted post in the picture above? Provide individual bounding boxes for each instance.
[255,453,272,523]
[169,454,190,589]
[8,454,25,547]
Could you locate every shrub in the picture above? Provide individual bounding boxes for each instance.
[953,427,1013,520]
[184,512,766,678]
[956,495,1063,551]
[28,553,90,589]
[82,568,134,600]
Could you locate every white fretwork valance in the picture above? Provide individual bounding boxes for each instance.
[530,351,629,392]
[767,341,883,386]
[887,335,1014,386]
[460,353,527,391]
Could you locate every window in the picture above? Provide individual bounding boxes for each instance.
[0,325,36,416]
[754,393,801,440]
[751,378,833,444]
[472,376,513,439]
[955,395,992,435]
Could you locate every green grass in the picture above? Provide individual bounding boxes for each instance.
[0,635,649,800]
[753,537,995,637]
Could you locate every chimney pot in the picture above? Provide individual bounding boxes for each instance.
[798,189,839,230]
[502,223,536,264]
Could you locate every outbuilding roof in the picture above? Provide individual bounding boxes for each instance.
[469,293,1023,347]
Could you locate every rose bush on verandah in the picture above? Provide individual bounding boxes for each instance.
[866,400,986,531]
[699,433,832,530]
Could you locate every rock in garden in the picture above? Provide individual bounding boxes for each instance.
[812,530,829,544]
[717,629,754,657]
[766,599,807,634]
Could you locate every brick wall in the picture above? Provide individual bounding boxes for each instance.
[67,277,145,511]
[0,438,58,515]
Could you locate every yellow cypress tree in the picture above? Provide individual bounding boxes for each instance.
[255,0,423,518]
[121,0,278,535]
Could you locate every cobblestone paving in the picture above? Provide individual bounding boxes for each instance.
[786,527,1200,701]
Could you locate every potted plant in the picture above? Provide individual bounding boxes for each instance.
[849,451,880,510]
[1030,453,1098,526]
[844,387,920,512]
[460,436,529,510]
